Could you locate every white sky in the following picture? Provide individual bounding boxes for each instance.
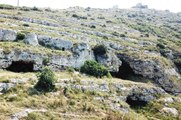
[0,0,180,13]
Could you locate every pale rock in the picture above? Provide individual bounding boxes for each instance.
[161,107,179,117]
[24,33,39,46]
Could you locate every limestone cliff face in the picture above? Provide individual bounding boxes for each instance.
[0,28,180,94]
[117,53,181,94]
[0,46,92,71]
[0,29,121,72]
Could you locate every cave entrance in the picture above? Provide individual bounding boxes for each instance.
[126,95,148,108]
[62,47,65,51]
[6,61,34,72]
[111,60,135,79]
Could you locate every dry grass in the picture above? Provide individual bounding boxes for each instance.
[0,70,157,119]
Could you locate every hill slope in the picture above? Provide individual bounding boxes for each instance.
[0,4,181,120]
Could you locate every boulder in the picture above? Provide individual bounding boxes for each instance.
[0,29,17,41]
[38,35,73,50]
[72,42,94,68]
[0,59,12,69]
[160,107,179,117]
[162,97,174,103]
[24,33,39,46]
[126,86,165,107]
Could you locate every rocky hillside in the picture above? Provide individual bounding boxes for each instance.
[0,4,181,120]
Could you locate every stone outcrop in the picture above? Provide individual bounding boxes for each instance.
[0,29,17,41]
[38,35,73,50]
[95,50,122,72]
[72,42,94,68]
[117,53,181,94]
[126,86,165,106]
[160,107,179,117]
[0,43,94,71]
[24,33,39,46]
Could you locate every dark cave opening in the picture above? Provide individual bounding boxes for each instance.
[6,61,34,72]
[126,95,148,108]
[62,47,65,51]
[111,60,135,79]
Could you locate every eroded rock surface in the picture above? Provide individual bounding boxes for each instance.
[24,33,39,46]
[117,53,181,94]
[0,29,17,41]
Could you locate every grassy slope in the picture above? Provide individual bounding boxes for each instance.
[0,5,181,120]
[0,70,149,120]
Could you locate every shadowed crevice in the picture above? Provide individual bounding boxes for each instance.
[6,61,34,72]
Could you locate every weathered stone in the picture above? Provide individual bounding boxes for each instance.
[160,49,174,59]
[24,33,39,46]
[72,42,94,68]
[109,102,129,113]
[0,29,17,41]
[99,83,110,92]
[160,107,179,117]
[0,83,16,93]
[126,86,165,106]
[96,51,122,72]
[117,53,181,94]
[38,35,73,50]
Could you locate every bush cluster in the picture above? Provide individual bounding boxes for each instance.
[16,32,25,40]
[174,58,181,67]
[80,60,109,78]
[23,23,30,27]
[42,58,50,66]
[93,45,107,56]
[34,67,56,92]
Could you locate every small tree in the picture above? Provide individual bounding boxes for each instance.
[34,67,56,92]
[80,60,109,78]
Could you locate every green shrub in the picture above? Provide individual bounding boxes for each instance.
[69,100,76,106]
[120,34,126,37]
[90,25,96,28]
[16,32,25,40]
[66,66,75,73]
[42,58,49,66]
[23,23,30,27]
[93,45,107,56]
[174,58,181,67]
[34,67,56,92]
[145,33,149,37]
[103,36,108,39]
[20,6,31,11]
[157,43,165,49]
[80,60,109,78]
[112,32,119,37]
[31,6,40,11]
[25,112,42,120]
[72,14,79,18]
